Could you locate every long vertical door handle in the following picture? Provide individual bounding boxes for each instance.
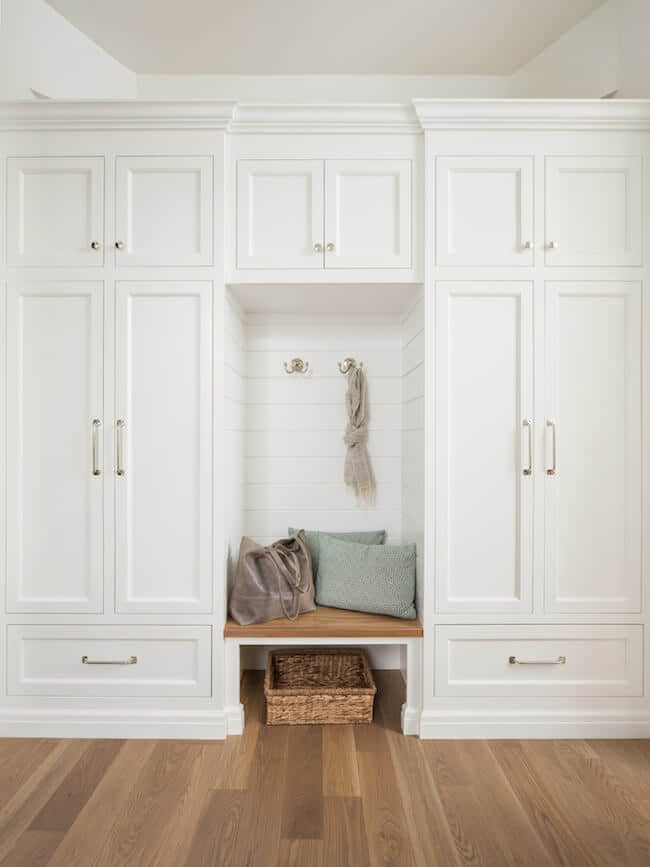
[91,419,102,476]
[546,419,557,475]
[116,419,125,476]
[522,419,532,475]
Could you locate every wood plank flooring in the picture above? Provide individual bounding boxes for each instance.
[1,671,649,866]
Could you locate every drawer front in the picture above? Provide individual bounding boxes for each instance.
[435,625,643,697]
[7,626,212,697]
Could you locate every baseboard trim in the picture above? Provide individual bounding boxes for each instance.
[225,703,245,735]
[419,711,650,739]
[401,703,421,735]
[0,708,227,740]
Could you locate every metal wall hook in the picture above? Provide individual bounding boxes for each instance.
[283,358,310,375]
[338,357,362,375]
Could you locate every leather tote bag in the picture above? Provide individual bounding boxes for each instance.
[229,530,316,626]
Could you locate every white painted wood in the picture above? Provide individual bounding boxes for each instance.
[324,159,411,268]
[436,156,533,266]
[115,281,212,613]
[7,157,104,267]
[545,156,643,266]
[545,281,642,613]
[115,156,213,266]
[236,159,324,268]
[6,281,103,613]
[435,625,643,697]
[435,282,534,613]
[7,625,211,697]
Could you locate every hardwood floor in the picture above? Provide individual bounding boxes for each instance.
[1,671,649,866]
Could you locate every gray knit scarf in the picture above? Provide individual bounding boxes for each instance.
[343,366,376,505]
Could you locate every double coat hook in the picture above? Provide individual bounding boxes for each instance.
[338,357,363,374]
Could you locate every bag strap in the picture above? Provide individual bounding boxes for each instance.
[267,546,301,621]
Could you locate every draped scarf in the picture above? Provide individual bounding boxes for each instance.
[343,366,376,505]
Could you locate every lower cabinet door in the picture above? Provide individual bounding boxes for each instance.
[7,625,212,697]
[435,625,643,697]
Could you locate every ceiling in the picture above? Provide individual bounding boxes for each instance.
[45,0,606,76]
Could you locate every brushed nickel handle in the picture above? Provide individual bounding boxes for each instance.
[546,240,558,250]
[114,240,125,250]
[82,655,137,665]
[90,241,102,250]
[522,418,532,476]
[509,655,566,665]
[116,419,125,476]
[522,240,532,250]
[546,419,557,476]
[313,242,323,253]
[326,242,335,253]
[91,418,102,476]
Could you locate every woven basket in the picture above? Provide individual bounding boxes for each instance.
[264,648,376,725]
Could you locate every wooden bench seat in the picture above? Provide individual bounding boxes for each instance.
[224,605,423,639]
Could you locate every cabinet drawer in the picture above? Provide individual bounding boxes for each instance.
[7,626,212,697]
[435,625,643,697]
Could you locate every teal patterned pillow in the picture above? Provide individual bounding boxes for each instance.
[287,528,385,576]
[316,535,416,619]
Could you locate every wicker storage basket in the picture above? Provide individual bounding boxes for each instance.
[264,648,376,725]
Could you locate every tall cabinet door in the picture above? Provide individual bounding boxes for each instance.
[545,282,642,613]
[324,159,412,268]
[236,160,324,268]
[436,282,534,614]
[115,282,212,613]
[6,282,104,612]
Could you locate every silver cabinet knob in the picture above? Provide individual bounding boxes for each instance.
[522,240,532,250]
[114,240,125,250]
[326,242,335,253]
[313,242,323,253]
[90,241,102,250]
[547,240,558,249]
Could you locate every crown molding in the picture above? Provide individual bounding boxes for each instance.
[412,98,650,130]
[229,103,421,134]
[0,100,237,131]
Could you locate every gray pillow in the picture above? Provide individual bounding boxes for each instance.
[316,535,416,619]
[287,528,385,576]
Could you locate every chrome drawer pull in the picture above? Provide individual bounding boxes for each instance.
[509,655,566,665]
[116,419,125,476]
[82,655,137,665]
[546,419,557,475]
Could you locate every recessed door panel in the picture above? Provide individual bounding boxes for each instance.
[237,159,324,268]
[545,157,642,266]
[436,282,534,613]
[545,282,642,612]
[115,156,213,266]
[436,157,533,266]
[324,159,411,268]
[115,282,212,613]
[6,281,103,612]
[7,157,104,267]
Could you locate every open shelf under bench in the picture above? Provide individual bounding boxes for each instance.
[224,606,423,736]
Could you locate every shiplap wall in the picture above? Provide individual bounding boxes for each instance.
[242,317,403,546]
[402,291,425,618]
[224,293,246,588]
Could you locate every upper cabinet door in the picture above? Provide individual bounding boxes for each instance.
[435,281,534,614]
[115,156,213,267]
[545,157,642,266]
[545,282,642,613]
[7,157,104,267]
[6,281,104,612]
[436,157,533,266]
[115,281,212,613]
[324,159,412,268]
[237,160,324,269]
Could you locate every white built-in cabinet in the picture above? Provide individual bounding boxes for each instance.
[236,158,412,270]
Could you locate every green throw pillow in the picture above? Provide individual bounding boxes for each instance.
[316,535,416,619]
[287,527,386,576]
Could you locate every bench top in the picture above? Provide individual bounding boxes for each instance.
[224,605,423,639]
